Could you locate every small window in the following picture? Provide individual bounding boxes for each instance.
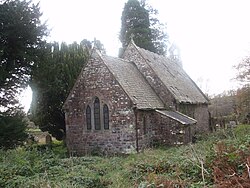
[86,105,91,130]
[94,97,101,130]
[103,104,109,130]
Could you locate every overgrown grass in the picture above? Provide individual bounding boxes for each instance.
[1,125,250,187]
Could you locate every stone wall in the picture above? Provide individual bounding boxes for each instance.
[194,104,210,133]
[65,56,137,155]
[176,103,209,134]
[135,110,194,151]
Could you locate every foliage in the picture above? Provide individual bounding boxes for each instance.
[93,38,106,54]
[236,86,250,124]
[119,0,168,56]
[0,108,28,149]
[235,56,250,83]
[209,90,237,126]
[30,41,90,140]
[211,142,250,187]
[145,2,168,56]
[0,0,48,108]
[120,0,153,52]
[209,87,250,125]
[1,125,250,187]
[235,56,250,124]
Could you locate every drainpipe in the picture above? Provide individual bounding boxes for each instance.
[133,105,139,153]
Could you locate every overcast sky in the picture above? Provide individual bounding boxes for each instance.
[20,0,250,111]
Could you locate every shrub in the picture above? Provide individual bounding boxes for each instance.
[0,109,28,149]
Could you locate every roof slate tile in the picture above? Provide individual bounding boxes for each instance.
[135,46,209,104]
[101,55,165,109]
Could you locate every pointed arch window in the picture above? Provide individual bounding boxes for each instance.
[94,97,101,130]
[86,105,91,130]
[103,104,109,130]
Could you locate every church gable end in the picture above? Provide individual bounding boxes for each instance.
[64,53,137,155]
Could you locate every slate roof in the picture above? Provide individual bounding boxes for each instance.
[101,55,165,109]
[156,110,197,125]
[133,44,209,104]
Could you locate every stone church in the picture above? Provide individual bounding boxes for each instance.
[63,40,209,155]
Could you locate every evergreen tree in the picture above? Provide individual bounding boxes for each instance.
[146,3,168,55]
[0,0,46,147]
[119,0,167,56]
[0,0,47,108]
[0,108,28,149]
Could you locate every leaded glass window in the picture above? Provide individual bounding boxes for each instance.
[86,105,91,130]
[103,104,109,130]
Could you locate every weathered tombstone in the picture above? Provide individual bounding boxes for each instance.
[45,134,52,145]
[229,121,236,128]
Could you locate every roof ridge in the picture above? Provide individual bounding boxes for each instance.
[127,41,208,104]
[102,54,132,63]
[130,41,168,60]
[127,40,174,104]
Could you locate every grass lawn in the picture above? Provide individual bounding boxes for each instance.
[1,125,250,187]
